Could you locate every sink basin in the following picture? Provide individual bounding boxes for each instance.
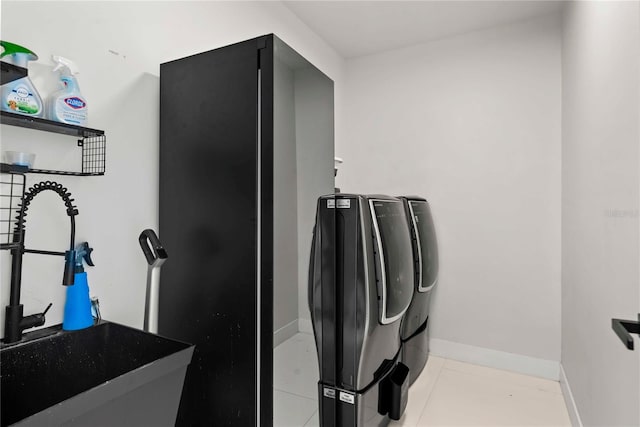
[1,321,194,426]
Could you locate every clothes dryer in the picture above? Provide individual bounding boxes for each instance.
[399,196,439,385]
[309,194,414,426]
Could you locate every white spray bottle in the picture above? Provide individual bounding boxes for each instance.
[47,56,88,126]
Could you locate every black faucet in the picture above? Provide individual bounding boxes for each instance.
[4,181,79,344]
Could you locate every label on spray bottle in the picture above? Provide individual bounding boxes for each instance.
[50,75,88,125]
[54,96,87,125]
[6,84,41,115]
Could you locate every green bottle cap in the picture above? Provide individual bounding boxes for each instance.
[0,41,38,61]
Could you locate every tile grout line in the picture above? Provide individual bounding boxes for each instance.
[414,359,446,425]
[273,388,318,426]
[274,387,318,402]
[302,410,318,427]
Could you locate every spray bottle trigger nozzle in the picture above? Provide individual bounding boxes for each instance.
[84,247,94,266]
[75,242,95,268]
[51,55,79,75]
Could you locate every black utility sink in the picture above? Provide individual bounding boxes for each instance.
[1,321,194,427]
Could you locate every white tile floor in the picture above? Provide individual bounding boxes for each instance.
[274,332,572,427]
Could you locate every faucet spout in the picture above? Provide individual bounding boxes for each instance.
[3,181,79,344]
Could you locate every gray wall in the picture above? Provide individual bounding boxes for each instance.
[561,1,640,425]
[273,56,300,343]
[338,15,562,368]
[272,39,335,343]
[295,68,335,324]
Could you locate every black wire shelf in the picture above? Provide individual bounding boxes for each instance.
[1,111,106,176]
[0,167,25,250]
[1,111,104,138]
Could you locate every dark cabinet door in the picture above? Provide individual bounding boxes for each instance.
[160,36,269,426]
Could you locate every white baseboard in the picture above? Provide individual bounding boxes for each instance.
[559,364,583,427]
[273,319,298,348]
[429,338,560,381]
[298,318,313,335]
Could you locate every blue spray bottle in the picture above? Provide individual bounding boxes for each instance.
[62,242,94,331]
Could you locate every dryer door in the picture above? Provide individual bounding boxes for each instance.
[369,199,414,325]
[408,200,439,292]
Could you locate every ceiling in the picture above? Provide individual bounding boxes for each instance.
[282,1,564,58]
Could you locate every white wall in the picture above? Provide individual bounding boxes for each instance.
[561,1,640,425]
[0,1,344,337]
[338,15,562,367]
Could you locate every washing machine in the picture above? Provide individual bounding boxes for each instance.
[309,194,414,426]
[399,196,439,385]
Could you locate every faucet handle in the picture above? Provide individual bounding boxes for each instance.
[20,302,52,330]
[42,302,52,316]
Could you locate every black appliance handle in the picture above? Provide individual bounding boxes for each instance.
[138,229,168,266]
